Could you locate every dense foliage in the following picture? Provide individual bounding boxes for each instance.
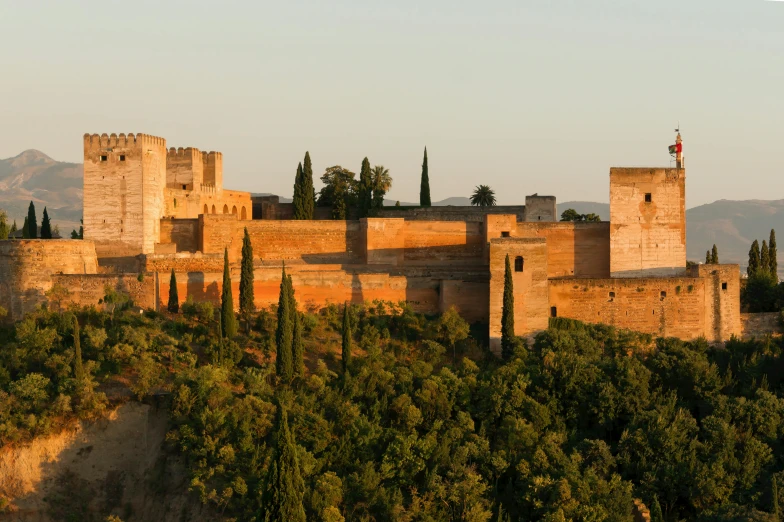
[560,209,602,222]
[5,293,784,520]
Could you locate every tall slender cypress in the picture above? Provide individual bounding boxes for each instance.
[650,496,663,522]
[239,228,255,315]
[705,251,711,265]
[73,315,84,384]
[262,406,306,522]
[501,254,515,360]
[288,274,304,376]
[770,229,778,276]
[358,157,373,218]
[167,269,179,313]
[0,212,8,240]
[22,216,30,239]
[303,152,315,220]
[27,201,37,239]
[40,207,52,239]
[711,244,718,264]
[749,240,761,276]
[275,265,293,381]
[292,162,306,220]
[341,303,352,373]
[773,475,780,522]
[762,240,771,275]
[419,147,431,207]
[221,248,238,338]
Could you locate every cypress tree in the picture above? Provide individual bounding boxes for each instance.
[27,201,37,239]
[749,240,761,276]
[0,212,8,240]
[22,216,29,239]
[762,240,771,275]
[341,303,352,373]
[239,227,255,315]
[303,152,315,220]
[419,147,431,207]
[292,162,306,220]
[275,265,293,381]
[167,269,179,313]
[711,244,718,264]
[289,274,304,376]
[358,157,373,218]
[262,406,306,522]
[770,229,778,276]
[650,496,663,522]
[501,254,515,360]
[73,315,84,384]
[773,475,780,521]
[705,250,711,264]
[221,248,238,338]
[10,220,17,235]
[40,207,52,239]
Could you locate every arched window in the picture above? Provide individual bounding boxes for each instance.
[241,207,247,220]
[514,256,524,272]
[212,205,216,214]
[203,204,208,215]
[232,205,238,215]
[223,204,229,214]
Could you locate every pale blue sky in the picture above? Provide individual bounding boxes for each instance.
[1,0,782,206]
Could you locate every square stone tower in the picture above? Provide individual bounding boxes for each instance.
[83,133,167,255]
[166,147,204,190]
[609,167,686,277]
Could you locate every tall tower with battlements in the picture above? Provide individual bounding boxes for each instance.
[83,133,167,255]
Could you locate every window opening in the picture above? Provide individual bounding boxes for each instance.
[514,256,524,272]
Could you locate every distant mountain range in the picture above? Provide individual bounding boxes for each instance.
[2,150,782,273]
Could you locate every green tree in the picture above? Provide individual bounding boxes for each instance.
[73,315,84,384]
[749,239,761,276]
[706,250,711,265]
[303,151,315,220]
[262,406,306,522]
[501,254,515,360]
[167,269,179,313]
[289,276,304,377]
[27,201,37,239]
[561,208,601,222]
[470,185,497,207]
[773,475,780,521]
[770,229,778,276]
[10,219,17,235]
[357,157,373,218]
[71,219,84,240]
[650,496,664,522]
[341,303,351,373]
[40,207,52,239]
[317,166,357,220]
[22,216,29,239]
[420,147,431,207]
[0,210,9,240]
[371,165,392,210]
[221,248,238,338]
[276,265,293,381]
[292,162,307,220]
[711,244,719,264]
[762,240,771,274]
[437,306,470,363]
[239,228,255,318]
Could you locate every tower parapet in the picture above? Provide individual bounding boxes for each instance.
[202,151,223,192]
[166,146,204,190]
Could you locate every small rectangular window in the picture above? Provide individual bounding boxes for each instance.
[609,291,615,298]
[501,231,510,238]
[722,282,728,290]
[660,291,667,298]
[119,155,126,161]
[550,306,557,318]
[100,155,108,162]
[645,193,652,203]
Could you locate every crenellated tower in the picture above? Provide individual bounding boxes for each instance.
[83,133,167,255]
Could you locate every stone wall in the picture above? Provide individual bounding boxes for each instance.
[377,205,527,222]
[401,220,485,266]
[52,273,156,311]
[0,240,99,320]
[516,222,610,278]
[741,312,782,338]
[695,264,742,342]
[610,168,686,277]
[489,238,549,353]
[524,195,557,222]
[166,147,203,190]
[159,219,199,253]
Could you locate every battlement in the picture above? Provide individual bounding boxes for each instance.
[167,146,202,158]
[202,151,223,162]
[83,133,166,150]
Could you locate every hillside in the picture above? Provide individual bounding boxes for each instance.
[0,150,82,233]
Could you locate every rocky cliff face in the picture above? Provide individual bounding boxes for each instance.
[0,402,214,522]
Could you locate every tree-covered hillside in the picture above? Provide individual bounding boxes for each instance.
[2,297,784,521]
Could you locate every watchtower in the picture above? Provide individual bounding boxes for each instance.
[83,133,167,255]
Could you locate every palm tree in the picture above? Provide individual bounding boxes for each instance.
[470,185,496,207]
[371,165,392,209]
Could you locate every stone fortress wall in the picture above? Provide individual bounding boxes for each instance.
[0,131,745,351]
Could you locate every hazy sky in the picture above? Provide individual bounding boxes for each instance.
[1,0,782,206]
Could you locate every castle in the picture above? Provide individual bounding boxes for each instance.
[0,132,742,349]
